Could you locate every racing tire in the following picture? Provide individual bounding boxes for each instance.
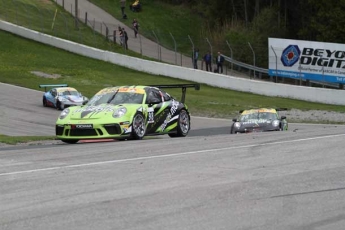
[56,100,64,110]
[230,127,235,134]
[43,97,47,107]
[169,109,190,138]
[131,112,146,140]
[61,139,79,144]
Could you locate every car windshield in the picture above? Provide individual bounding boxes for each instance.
[239,112,278,121]
[87,92,144,106]
[59,90,80,96]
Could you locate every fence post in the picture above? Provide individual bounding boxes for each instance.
[74,0,78,30]
[270,45,278,83]
[138,32,143,57]
[85,12,87,25]
[226,40,233,74]
[13,0,18,24]
[152,30,161,61]
[248,42,255,79]
[188,35,194,68]
[298,60,303,85]
[205,38,213,67]
[180,53,182,66]
[61,13,70,40]
[113,30,116,44]
[33,5,43,32]
[169,32,177,65]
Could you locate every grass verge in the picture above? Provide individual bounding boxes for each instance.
[0,135,56,145]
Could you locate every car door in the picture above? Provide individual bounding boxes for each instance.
[46,88,57,105]
[145,88,171,134]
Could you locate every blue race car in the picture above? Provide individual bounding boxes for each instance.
[40,84,88,110]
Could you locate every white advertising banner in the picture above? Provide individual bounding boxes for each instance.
[269,38,345,84]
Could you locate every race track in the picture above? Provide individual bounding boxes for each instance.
[1,83,345,230]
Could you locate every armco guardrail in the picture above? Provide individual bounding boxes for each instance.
[1,20,345,106]
[223,55,344,89]
[223,55,268,75]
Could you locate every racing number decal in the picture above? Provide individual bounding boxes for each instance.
[148,107,154,123]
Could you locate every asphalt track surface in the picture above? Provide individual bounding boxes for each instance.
[1,83,345,230]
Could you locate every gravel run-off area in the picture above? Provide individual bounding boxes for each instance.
[280,109,345,123]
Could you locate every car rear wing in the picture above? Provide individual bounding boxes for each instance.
[239,108,289,113]
[39,84,68,92]
[276,108,288,111]
[150,84,200,103]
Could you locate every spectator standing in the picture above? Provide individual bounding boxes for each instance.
[123,27,128,49]
[216,51,225,73]
[203,51,212,72]
[192,48,199,69]
[118,26,124,47]
[120,0,127,19]
[132,19,139,38]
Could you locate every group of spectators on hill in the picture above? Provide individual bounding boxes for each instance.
[119,0,140,49]
[193,49,225,74]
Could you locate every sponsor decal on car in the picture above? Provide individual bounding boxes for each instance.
[72,124,93,129]
[160,100,179,131]
[147,107,154,123]
[242,119,271,125]
[56,87,78,93]
[118,87,145,94]
[74,105,115,113]
[242,109,276,115]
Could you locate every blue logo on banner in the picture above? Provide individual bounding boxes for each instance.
[281,45,300,67]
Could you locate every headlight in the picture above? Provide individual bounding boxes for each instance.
[59,97,68,102]
[113,107,127,118]
[272,120,280,127]
[59,108,70,120]
[234,122,241,129]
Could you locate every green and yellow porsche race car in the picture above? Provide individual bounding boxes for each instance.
[56,84,200,143]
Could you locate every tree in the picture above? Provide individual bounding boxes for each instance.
[298,0,345,43]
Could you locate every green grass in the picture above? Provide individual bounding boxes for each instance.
[0,134,56,145]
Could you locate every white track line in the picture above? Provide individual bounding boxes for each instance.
[1,133,345,177]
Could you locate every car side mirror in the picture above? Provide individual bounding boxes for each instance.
[232,118,238,122]
[281,116,286,120]
[82,99,89,105]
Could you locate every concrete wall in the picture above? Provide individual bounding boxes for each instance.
[1,20,345,105]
